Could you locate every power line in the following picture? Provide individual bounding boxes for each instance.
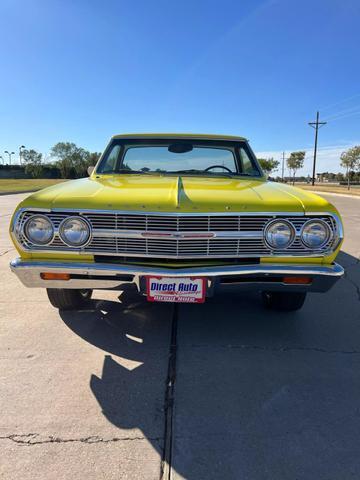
[325,109,360,124]
[323,104,360,122]
[308,111,327,186]
[320,93,360,113]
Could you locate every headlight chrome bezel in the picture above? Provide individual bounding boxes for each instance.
[58,216,92,248]
[264,219,296,250]
[300,219,332,249]
[23,214,55,246]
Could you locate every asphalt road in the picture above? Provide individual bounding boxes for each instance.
[1,193,359,480]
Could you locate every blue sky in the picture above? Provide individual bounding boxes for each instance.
[1,0,359,175]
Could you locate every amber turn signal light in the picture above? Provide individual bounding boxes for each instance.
[283,276,312,285]
[40,272,70,281]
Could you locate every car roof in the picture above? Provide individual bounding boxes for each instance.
[111,133,248,142]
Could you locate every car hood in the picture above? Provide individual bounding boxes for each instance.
[20,175,333,214]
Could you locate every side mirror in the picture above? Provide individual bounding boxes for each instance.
[87,166,95,176]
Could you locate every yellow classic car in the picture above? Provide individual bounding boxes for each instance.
[9,133,344,311]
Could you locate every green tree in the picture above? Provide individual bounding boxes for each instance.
[287,151,305,185]
[51,142,96,178]
[335,172,345,182]
[258,157,280,176]
[340,146,360,190]
[22,149,43,178]
[85,151,101,165]
[84,151,101,174]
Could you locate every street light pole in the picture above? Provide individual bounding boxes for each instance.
[19,145,26,165]
[4,151,15,165]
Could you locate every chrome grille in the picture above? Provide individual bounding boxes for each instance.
[108,238,270,257]
[14,210,339,259]
[84,214,273,232]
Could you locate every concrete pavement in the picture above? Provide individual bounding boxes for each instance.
[0,193,359,479]
[0,194,171,479]
[171,194,360,479]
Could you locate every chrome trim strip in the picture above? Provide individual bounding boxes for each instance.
[89,229,264,240]
[12,206,344,220]
[49,208,329,216]
[6,249,333,259]
[10,257,344,289]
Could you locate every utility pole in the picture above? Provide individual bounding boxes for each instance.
[281,151,285,181]
[308,111,327,186]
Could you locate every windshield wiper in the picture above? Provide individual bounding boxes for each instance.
[115,168,257,178]
[169,169,203,174]
[170,169,235,178]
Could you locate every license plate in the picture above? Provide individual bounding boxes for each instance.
[146,277,206,303]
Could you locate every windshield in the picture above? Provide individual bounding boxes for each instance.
[96,141,262,177]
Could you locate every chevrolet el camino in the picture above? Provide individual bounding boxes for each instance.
[9,134,344,311]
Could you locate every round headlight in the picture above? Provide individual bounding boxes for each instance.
[24,215,54,245]
[301,220,330,249]
[265,220,295,249]
[59,216,91,247]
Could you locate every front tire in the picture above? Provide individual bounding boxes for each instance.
[46,289,93,310]
[262,291,307,312]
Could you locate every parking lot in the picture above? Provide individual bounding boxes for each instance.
[1,192,360,480]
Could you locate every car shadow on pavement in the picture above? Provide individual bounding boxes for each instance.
[58,250,360,480]
[169,251,360,480]
[60,287,172,466]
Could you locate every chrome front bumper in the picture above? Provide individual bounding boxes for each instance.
[9,258,344,293]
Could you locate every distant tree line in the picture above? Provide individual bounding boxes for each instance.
[259,145,360,189]
[258,152,306,185]
[315,171,360,183]
[11,142,101,179]
[3,142,360,187]
[340,146,360,189]
[314,145,360,189]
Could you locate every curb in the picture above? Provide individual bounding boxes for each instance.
[0,190,39,196]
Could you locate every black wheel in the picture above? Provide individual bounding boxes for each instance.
[46,288,93,310]
[261,291,307,312]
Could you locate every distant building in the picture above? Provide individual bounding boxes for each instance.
[316,172,338,183]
